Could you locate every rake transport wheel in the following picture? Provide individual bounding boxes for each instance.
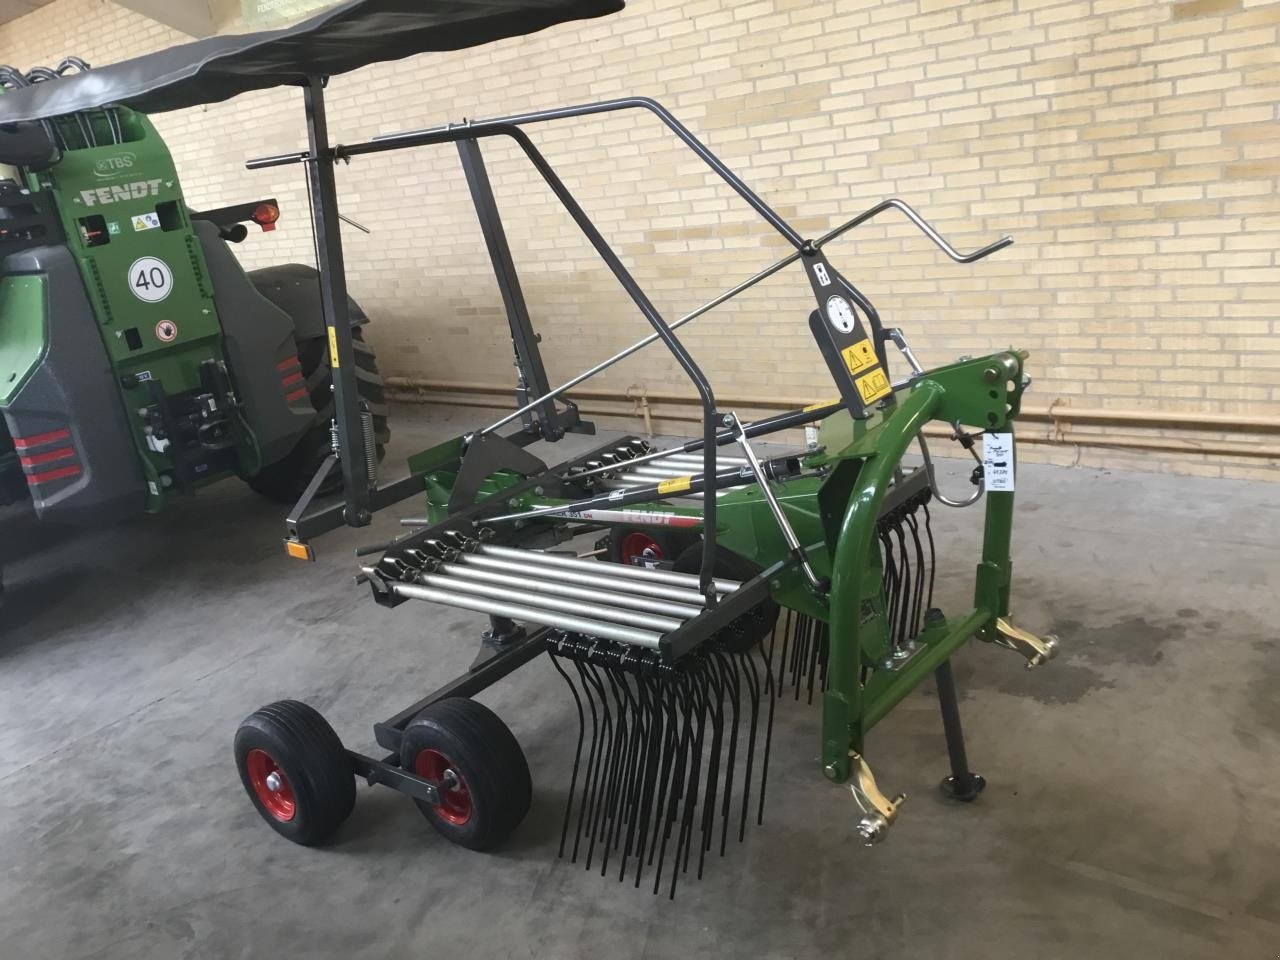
[246,325,390,503]
[399,698,532,851]
[607,527,699,568]
[233,700,356,846]
[675,542,779,654]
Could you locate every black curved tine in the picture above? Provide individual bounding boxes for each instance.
[669,672,704,897]
[906,512,927,637]
[548,643,586,859]
[923,503,937,610]
[697,655,727,878]
[737,639,761,841]
[715,649,743,856]
[591,651,629,872]
[580,651,614,869]
[806,612,823,705]
[605,655,644,877]
[626,664,662,886]
[793,614,811,700]
[893,522,912,648]
[570,653,604,863]
[654,676,694,896]
[645,671,681,871]
[758,615,781,825]
[627,657,666,884]
[880,528,900,648]
[776,608,792,701]
[671,666,709,894]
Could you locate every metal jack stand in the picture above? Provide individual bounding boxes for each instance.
[935,659,986,801]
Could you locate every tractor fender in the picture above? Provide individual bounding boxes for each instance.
[0,245,146,523]
[245,263,369,343]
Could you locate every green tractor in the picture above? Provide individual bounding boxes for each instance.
[0,60,388,586]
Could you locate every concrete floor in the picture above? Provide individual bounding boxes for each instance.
[2,402,1278,959]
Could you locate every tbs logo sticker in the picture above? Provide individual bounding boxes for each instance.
[93,152,137,179]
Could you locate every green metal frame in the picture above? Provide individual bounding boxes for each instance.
[405,349,1028,784]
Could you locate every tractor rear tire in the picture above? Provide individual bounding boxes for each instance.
[245,325,389,503]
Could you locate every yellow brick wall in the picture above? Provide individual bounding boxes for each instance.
[2,0,1277,479]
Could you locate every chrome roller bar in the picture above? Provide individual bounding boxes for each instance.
[458,553,712,605]
[382,579,663,649]
[480,544,739,594]
[410,570,683,633]
[435,563,704,619]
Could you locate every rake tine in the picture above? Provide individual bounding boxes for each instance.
[717,649,743,857]
[595,654,631,875]
[548,641,586,859]
[673,672,709,893]
[628,664,665,887]
[758,618,780,825]
[654,676,694,896]
[570,653,604,863]
[923,502,937,609]
[646,676,681,871]
[806,613,823,705]
[582,653,615,871]
[776,608,793,701]
[610,654,647,878]
[792,615,809,701]
[906,512,927,637]
[697,656,727,878]
[738,640,762,842]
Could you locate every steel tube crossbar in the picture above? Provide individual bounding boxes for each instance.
[435,564,704,620]
[412,570,683,633]
[386,581,662,649]
[458,554,709,606]
[480,545,739,593]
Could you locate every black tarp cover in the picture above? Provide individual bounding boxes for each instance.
[0,0,622,123]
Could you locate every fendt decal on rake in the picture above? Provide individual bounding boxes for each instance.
[0,0,1061,895]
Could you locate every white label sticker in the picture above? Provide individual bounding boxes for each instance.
[147,480,159,495]
[155,319,178,342]
[129,257,173,303]
[131,212,160,232]
[812,262,831,286]
[983,432,1015,491]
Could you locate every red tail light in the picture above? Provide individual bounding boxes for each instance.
[252,203,280,232]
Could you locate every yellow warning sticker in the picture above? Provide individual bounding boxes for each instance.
[804,397,841,412]
[327,326,340,368]
[657,476,692,495]
[855,369,892,404]
[841,338,877,376]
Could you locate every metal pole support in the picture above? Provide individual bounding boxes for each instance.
[935,658,986,801]
[303,75,370,526]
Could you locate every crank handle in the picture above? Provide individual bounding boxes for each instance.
[993,616,1060,669]
[849,751,905,846]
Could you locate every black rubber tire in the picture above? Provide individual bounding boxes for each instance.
[606,526,700,568]
[674,542,779,654]
[245,325,389,503]
[399,698,531,852]
[233,699,356,846]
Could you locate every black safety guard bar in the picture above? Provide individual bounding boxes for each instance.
[255,87,1011,596]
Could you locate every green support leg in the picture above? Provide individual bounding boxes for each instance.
[822,383,943,783]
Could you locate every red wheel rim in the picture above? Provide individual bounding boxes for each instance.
[619,532,663,567]
[414,749,473,825]
[245,748,296,822]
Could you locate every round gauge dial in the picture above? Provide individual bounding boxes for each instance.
[826,295,858,334]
